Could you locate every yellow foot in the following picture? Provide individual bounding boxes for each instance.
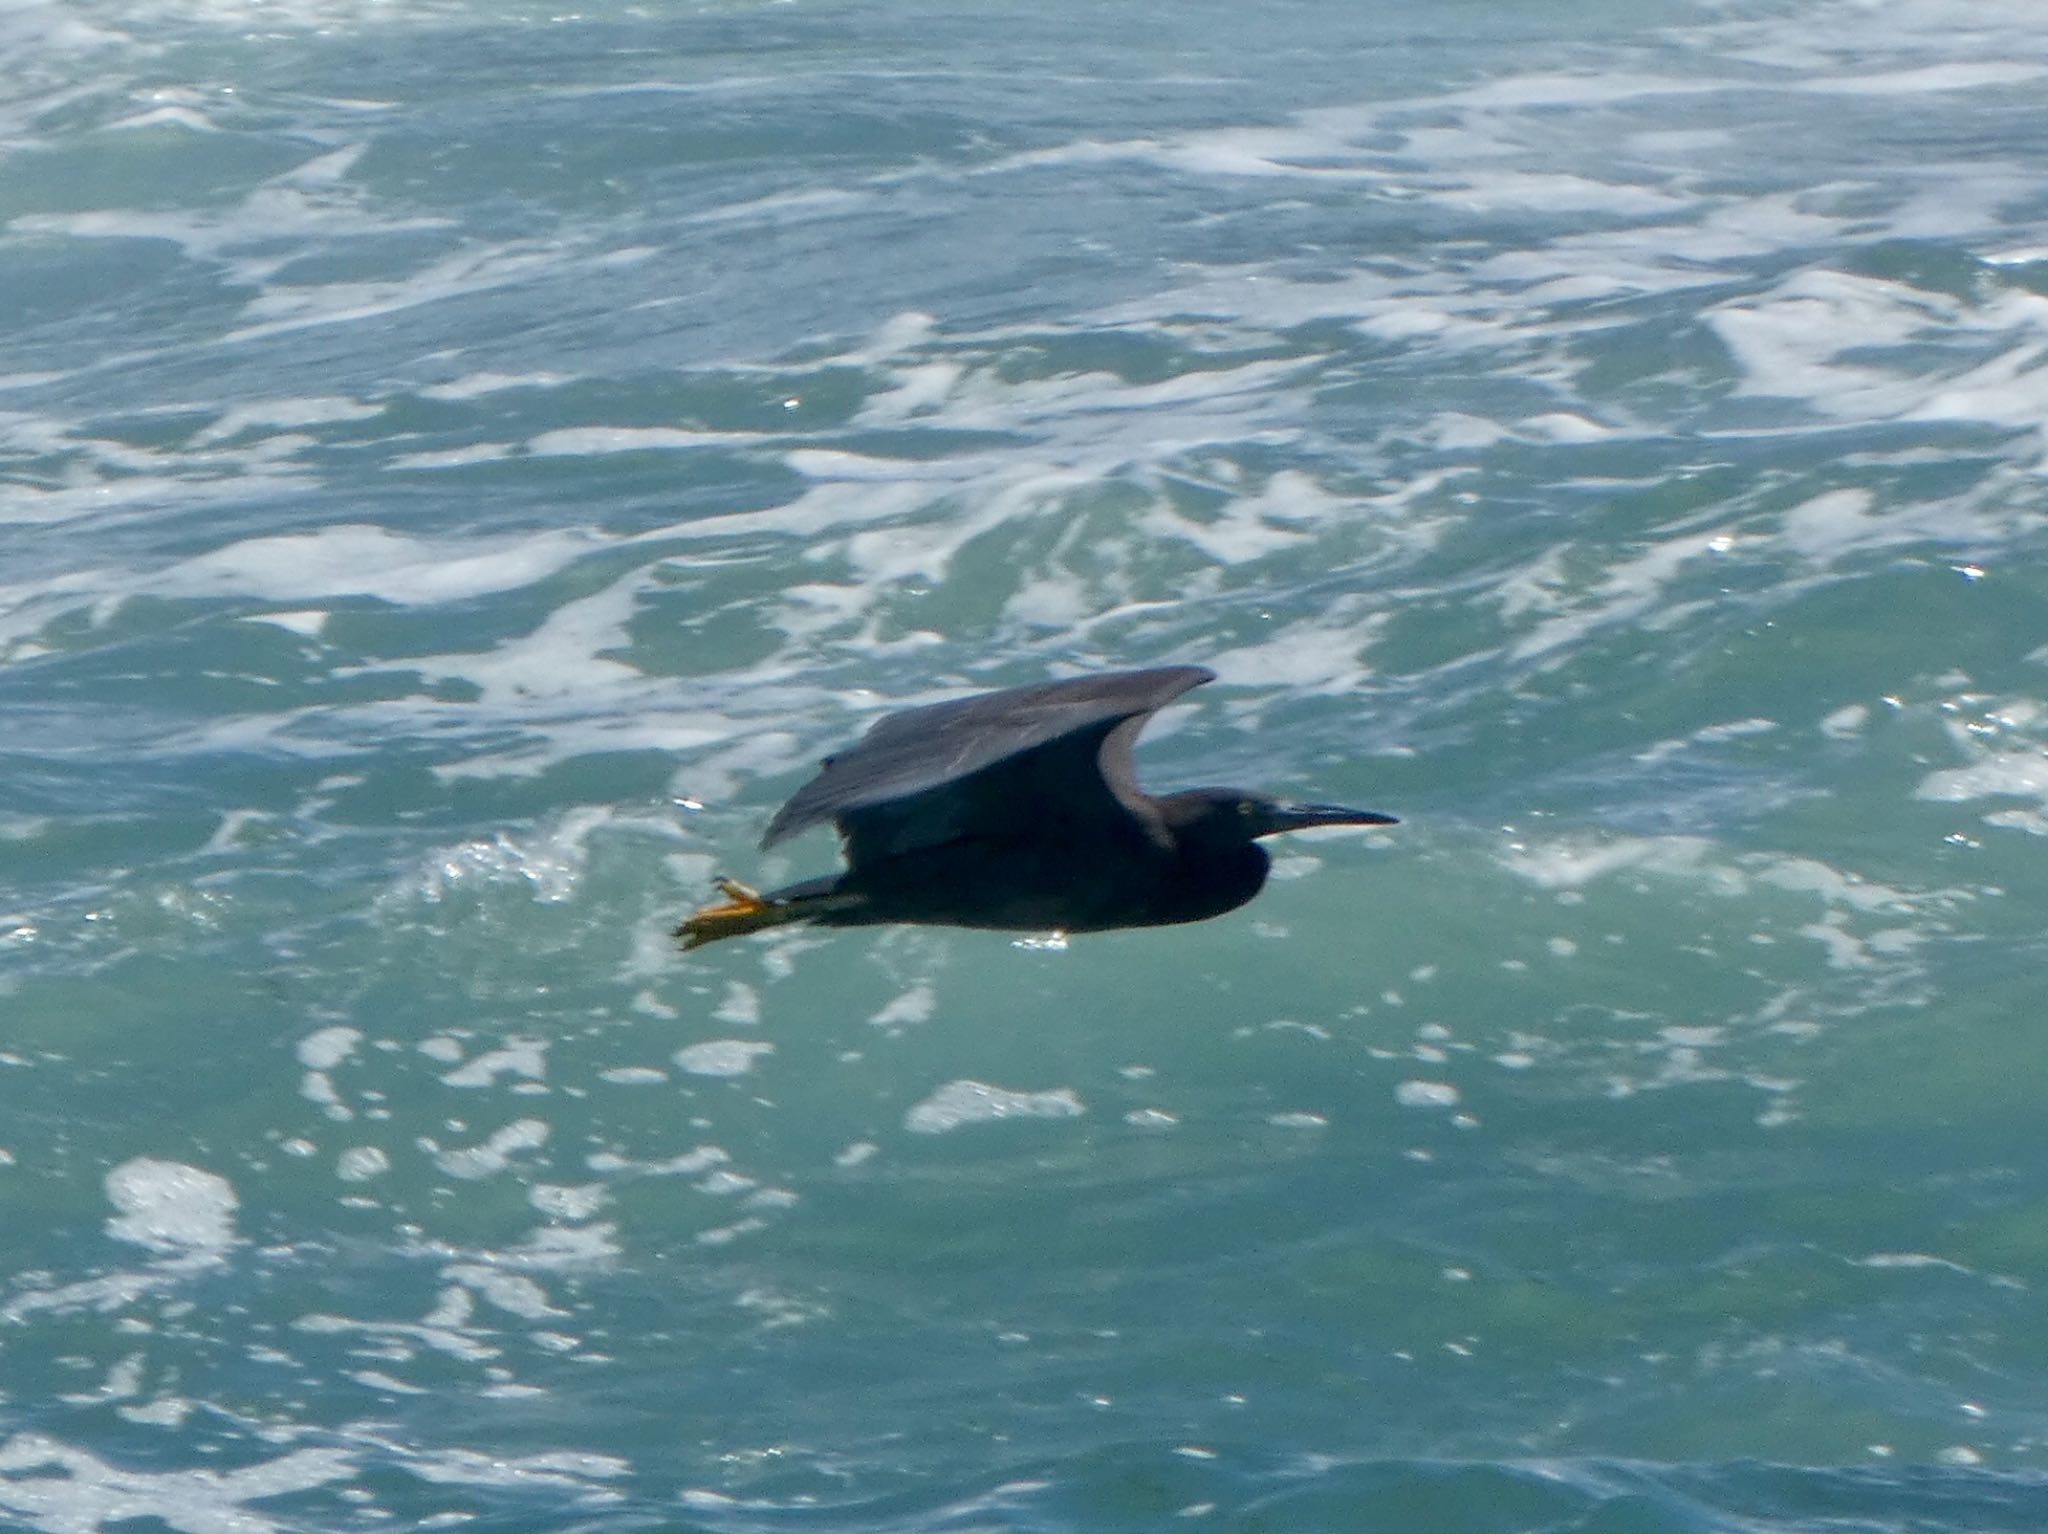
[675,878,789,952]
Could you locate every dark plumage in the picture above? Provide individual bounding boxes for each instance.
[676,665,1396,949]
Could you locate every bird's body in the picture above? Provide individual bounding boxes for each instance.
[763,794,1270,933]
[676,666,1395,950]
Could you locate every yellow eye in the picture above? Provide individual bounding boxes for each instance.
[1237,800,1257,818]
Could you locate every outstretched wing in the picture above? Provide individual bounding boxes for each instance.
[760,665,1215,860]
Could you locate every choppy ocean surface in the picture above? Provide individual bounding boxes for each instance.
[7,0,2048,1527]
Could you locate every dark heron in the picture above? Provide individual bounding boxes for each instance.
[676,665,1396,950]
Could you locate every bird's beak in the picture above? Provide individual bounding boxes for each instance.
[1257,802,1400,837]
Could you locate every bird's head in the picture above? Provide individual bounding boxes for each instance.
[1158,788,1399,847]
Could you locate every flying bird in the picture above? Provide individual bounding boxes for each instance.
[676,665,1396,950]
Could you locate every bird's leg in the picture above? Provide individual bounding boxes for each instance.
[675,879,779,951]
[675,877,863,951]
[708,877,765,909]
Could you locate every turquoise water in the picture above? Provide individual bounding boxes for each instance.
[7,0,2048,1527]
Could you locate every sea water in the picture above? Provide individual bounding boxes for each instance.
[6,0,2048,1528]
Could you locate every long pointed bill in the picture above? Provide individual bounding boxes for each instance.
[1256,802,1399,837]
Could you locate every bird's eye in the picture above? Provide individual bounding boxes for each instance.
[1237,799,1257,818]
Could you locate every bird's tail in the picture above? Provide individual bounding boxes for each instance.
[674,877,852,952]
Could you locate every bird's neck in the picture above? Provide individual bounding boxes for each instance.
[1157,838,1270,924]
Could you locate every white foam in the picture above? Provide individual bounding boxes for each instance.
[1510,840,1938,1003]
[1707,272,2048,474]
[599,1066,669,1085]
[1507,528,1730,662]
[1821,704,1871,738]
[423,1120,550,1180]
[443,1265,564,1320]
[1502,835,1720,891]
[527,425,749,455]
[1267,1111,1327,1130]
[681,183,875,229]
[1206,607,1385,694]
[1142,469,1335,565]
[1434,70,1723,111]
[1752,856,1912,914]
[1985,808,2048,836]
[712,981,761,1027]
[441,1039,548,1089]
[0,1436,353,1534]
[105,103,219,133]
[119,1397,194,1427]
[401,806,652,904]
[510,1222,623,1269]
[1918,751,2048,809]
[349,1368,429,1396]
[1800,915,1877,971]
[903,1079,1085,1134]
[1800,62,2048,95]
[1437,170,1691,217]
[191,395,381,446]
[530,1183,608,1221]
[61,1351,147,1408]
[1905,297,2048,432]
[868,984,935,1028]
[1520,412,1614,444]
[104,1158,238,1260]
[157,523,601,606]
[241,609,328,636]
[420,370,570,400]
[296,1300,492,1361]
[295,1026,362,1119]
[0,412,320,535]
[585,1145,728,1177]
[1717,275,1926,406]
[1781,490,1880,556]
[336,1146,390,1183]
[402,573,642,708]
[296,1025,361,1071]
[224,239,572,344]
[673,1040,774,1078]
[1396,1081,1462,1110]
[15,139,447,313]
[387,443,513,470]
[406,1441,633,1489]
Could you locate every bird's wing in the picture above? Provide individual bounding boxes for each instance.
[760,665,1215,856]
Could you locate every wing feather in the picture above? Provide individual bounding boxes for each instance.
[760,665,1214,855]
